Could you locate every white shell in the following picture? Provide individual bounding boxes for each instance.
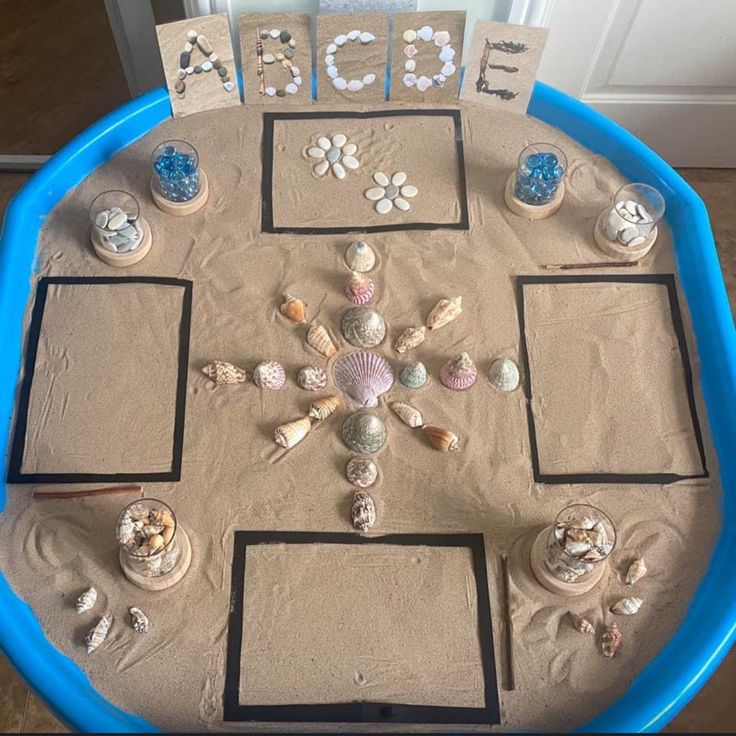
[307,146,325,159]
[317,136,331,150]
[344,241,376,272]
[85,615,111,654]
[373,171,390,187]
[488,357,520,392]
[333,77,348,90]
[343,143,358,156]
[394,197,410,212]
[314,159,330,176]
[130,606,149,633]
[390,401,423,428]
[376,199,392,214]
[332,133,347,147]
[391,171,407,186]
[403,29,417,43]
[363,73,376,85]
[347,79,364,92]
[433,30,450,46]
[332,162,346,179]
[416,76,432,92]
[626,557,647,586]
[401,185,418,198]
[359,32,375,43]
[76,587,97,614]
[610,596,644,615]
[365,187,384,201]
[417,25,433,41]
[343,156,360,170]
[439,46,455,62]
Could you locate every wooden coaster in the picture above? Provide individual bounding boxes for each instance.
[150,170,209,216]
[594,209,658,262]
[91,216,152,267]
[504,172,565,220]
[119,527,192,591]
[529,526,606,597]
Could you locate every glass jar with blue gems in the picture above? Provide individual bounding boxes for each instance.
[152,140,201,203]
[514,143,567,206]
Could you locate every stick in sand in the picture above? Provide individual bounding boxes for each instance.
[500,553,516,691]
[33,485,142,500]
[544,261,639,271]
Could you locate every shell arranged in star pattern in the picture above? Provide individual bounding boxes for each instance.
[333,351,394,408]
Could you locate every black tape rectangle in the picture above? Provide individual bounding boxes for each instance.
[516,273,709,484]
[224,531,500,725]
[261,109,470,234]
[8,276,193,484]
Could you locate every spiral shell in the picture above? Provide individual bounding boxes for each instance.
[626,557,647,586]
[568,611,595,635]
[280,294,307,325]
[334,351,394,407]
[423,424,460,452]
[85,615,111,654]
[393,326,426,354]
[610,597,644,616]
[306,324,337,357]
[346,456,378,488]
[400,361,428,389]
[345,271,375,305]
[352,490,376,531]
[202,361,247,385]
[426,296,462,330]
[342,411,387,454]
[344,240,376,272]
[390,401,423,428]
[601,622,622,658]
[440,352,478,390]
[309,395,341,421]
[76,587,97,614]
[488,357,520,392]
[297,365,328,391]
[252,361,286,390]
[341,307,386,349]
[130,606,149,633]
[274,417,312,449]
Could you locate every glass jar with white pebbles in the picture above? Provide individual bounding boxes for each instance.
[603,183,665,246]
[89,190,143,254]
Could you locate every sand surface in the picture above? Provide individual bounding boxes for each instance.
[0,100,720,732]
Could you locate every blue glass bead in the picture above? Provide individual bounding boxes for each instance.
[153,146,201,202]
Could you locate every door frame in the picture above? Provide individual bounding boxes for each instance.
[508,0,556,27]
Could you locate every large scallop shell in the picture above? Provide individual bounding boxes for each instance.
[399,361,428,389]
[252,361,286,390]
[280,294,306,324]
[345,271,375,305]
[601,622,622,658]
[333,351,394,407]
[344,240,376,272]
[423,424,460,452]
[610,597,644,616]
[130,606,149,633]
[440,352,478,390]
[309,395,341,420]
[626,557,647,586]
[342,411,387,454]
[76,587,97,614]
[568,611,595,635]
[274,417,312,449]
[202,361,247,385]
[341,307,386,348]
[346,456,378,488]
[393,326,426,354]
[85,615,111,654]
[390,401,423,428]
[426,296,462,330]
[297,365,328,391]
[352,490,376,531]
[306,324,337,357]
[489,357,520,392]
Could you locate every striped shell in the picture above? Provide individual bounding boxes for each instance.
[426,296,462,330]
[610,597,644,616]
[346,456,378,488]
[202,361,247,385]
[352,490,376,531]
[76,587,97,614]
[393,326,426,354]
[297,365,328,391]
[345,271,375,305]
[279,294,307,324]
[308,395,341,420]
[601,622,622,658]
[440,352,478,390]
[85,615,111,654]
[390,401,423,428]
[488,357,520,392]
[400,361,428,389]
[334,351,394,408]
[423,424,460,452]
[274,417,311,449]
[252,361,286,390]
[306,324,337,357]
[568,611,595,635]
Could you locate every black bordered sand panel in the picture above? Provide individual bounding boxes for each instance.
[224,531,500,725]
[8,276,192,484]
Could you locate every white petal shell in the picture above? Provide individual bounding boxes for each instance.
[373,171,390,187]
[376,198,393,214]
[365,187,385,201]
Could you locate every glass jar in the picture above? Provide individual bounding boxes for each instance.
[602,183,665,245]
[89,190,142,254]
[151,140,201,203]
[514,143,567,206]
[544,504,616,584]
[116,498,181,578]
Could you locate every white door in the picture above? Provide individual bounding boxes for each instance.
[534,0,736,167]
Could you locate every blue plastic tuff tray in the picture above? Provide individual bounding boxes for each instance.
[0,82,734,733]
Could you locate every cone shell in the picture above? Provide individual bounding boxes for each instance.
[393,326,426,354]
[280,294,307,324]
[601,622,622,658]
[252,361,286,390]
[390,401,423,428]
[440,352,478,390]
[274,417,311,449]
[568,611,595,635]
[626,557,647,586]
[400,361,428,389]
[426,296,462,330]
[297,365,328,391]
[423,424,460,451]
[344,240,376,272]
[309,395,341,420]
[352,490,376,531]
[202,360,247,385]
[334,351,394,408]
[85,615,111,654]
[76,587,97,614]
[346,456,378,488]
[307,324,337,357]
[610,596,644,616]
[488,357,520,392]
[345,271,375,305]
[341,307,386,349]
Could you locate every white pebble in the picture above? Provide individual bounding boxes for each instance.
[326,43,337,54]
[186,66,194,75]
[94,211,108,228]
[325,54,335,65]
[373,172,389,186]
[391,171,407,186]
[365,187,384,201]
[347,29,360,40]
[262,53,275,64]
[417,25,433,42]
[332,162,346,180]
[343,156,359,170]
[376,198,393,214]
[332,133,347,147]
[223,81,235,92]
[359,32,375,44]
[293,76,302,86]
[416,76,432,92]
[270,29,280,39]
[317,136,331,150]
[627,235,647,247]
[108,211,128,230]
[619,226,640,245]
[400,185,418,198]
[335,34,348,46]
[177,68,186,79]
[333,77,347,90]
[209,53,218,62]
[314,160,330,176]
[362,73,376,85]
[405,59,416,72]
[265,87,276,97]
[343,143,357,156]
[394,197,410,211]
[308,147,325,159]
[285,83,298,95]
[347,79,364,92]
[184,42,193,53]
[441,62,456,77]
[186,29,197,41]
[327,65,339,79]
[201,61,212,72]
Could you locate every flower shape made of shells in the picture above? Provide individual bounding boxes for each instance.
[365,171,418,215]
[307,133,360,180]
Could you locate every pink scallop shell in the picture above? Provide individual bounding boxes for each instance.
[439,353,477,391]
[252,360,286,390]
[345,275,375,305]
[333,351,394,407]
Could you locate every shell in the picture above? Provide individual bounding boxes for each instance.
[601,622,623,658]
[129,606,149,633]
[252,361,286,390]
[76,587,97,614]
[306,324,337,357]
[352,490,376,531]
[346,456,378,488]
[626,557,647,586]
[345,271,375,305]
[341,307,386,349]
[344,240,376,272]
[297,365,328,391]
[423,424,460,452]
[85,615,111,654]
[390,401,423,428]
[426,296,462,330]
[308,395,341,420]
[333,351,394,407]
[400,361,428,389]
[440,352,478,390]
[568,611,595,635]
[274,417,312,449]
[342,411,387,454]
[280,294,307,324]
[393,326,426,354]
[610,596,644,616]
[202,361,247,385]
[488,357,520,392]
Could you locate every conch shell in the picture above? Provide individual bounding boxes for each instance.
[422,424,460,452]
[610,597,643,616]
[626,557,647,586]
[351,490,376,531]
[202,361,247,385]
[76,587,97,614]
[274,417,311,449]
[307,324,337,357]
[280,294,306,324]
[345,271,375,305]
[309,395,341,420]
[601,622,622,658]
[85,615,111,654]
[393,326,426,354]
[568,611,595,635]
[426,296,462,330]
[390,401,423,428]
